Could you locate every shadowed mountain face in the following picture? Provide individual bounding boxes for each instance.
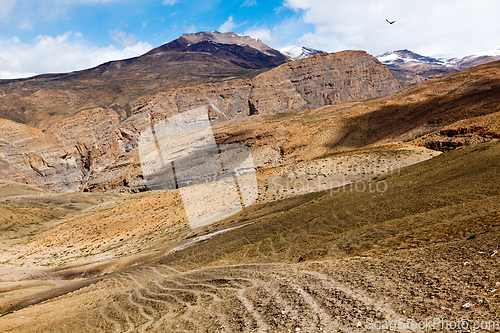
[145,31,289,69]
[0,32,286,130]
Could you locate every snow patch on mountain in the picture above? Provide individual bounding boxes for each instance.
[377,48,500,68]
[376,49,453,67]
[279,46,326,61]
[464,47,500,59]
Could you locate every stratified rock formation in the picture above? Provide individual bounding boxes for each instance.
[133,51,401,119]
[248,51,400,114]
[0,50,401,192]
[0,108,119,191]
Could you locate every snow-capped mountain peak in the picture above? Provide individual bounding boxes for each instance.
[279,46,326,61]
[376,49,454,67]
[376,48,500,88]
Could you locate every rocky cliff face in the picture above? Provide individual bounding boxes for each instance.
[249,51,401,114]
[0,108,121,192]
[0,51,401,192]
[133,51,401,119]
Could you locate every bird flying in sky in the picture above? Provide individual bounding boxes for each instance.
[386,19,396,25]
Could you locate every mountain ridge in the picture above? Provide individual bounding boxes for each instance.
[377,48,500,87]
[0,32,283,129]
[0,31,327,130]
[143,31,289,69]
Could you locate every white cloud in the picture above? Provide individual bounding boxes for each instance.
[109,29,137,47]
[162,0,178,5]
[283,0,500,57]
[218,15,236,33]
[241,0,256,7]
[244,27,274,45]
[0,32,152,79]
[0,0,17,21]
[184,24,197,33]
[18,20,33,30]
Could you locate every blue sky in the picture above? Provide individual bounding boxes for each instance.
[1,0,500,79]
[1,0,306,50]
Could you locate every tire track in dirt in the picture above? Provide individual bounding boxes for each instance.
[127,292,154,333]
[99,306,122,333]
[299,269,402,323]
[286,278,336,329]
[111,301,135,333]
[64,261,410,332]
[107,285,149,332]
[94,276,134,332]
[85,319,106,333]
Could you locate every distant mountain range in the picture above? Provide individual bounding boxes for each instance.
[284,45,500,87]
[276,46,500,88]
[376,48,500,87]
[276,45,500,87]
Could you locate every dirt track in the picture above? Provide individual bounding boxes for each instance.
[1,142,499,332]
[5,230,499,333]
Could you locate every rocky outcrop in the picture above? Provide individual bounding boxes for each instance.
[0,51,402,192]
[0,119,84,191]
[80,51,400,192]
[132,80,253,122]
[249,51,401,114]
[410,111,500,151]
[133,51,401,119]
[0,108,123,192]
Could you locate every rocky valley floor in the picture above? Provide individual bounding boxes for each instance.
[0,140,498,332]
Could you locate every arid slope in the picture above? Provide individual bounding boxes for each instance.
[0,140,498,332]
[0,49,499,333]
[0,50,401,192]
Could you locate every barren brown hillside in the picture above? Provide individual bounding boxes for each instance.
[0,31,284,130]
[3,54,498,194]
[0,50,401,192]
[0,43,499,332]
[0,139,498,332]
[214,59,500,163]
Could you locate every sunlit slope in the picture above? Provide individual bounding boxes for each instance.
[214,59,500,165]
[162,141,500,268]
[2,140,497,332]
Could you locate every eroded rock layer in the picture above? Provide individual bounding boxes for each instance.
[0,51,401,192]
